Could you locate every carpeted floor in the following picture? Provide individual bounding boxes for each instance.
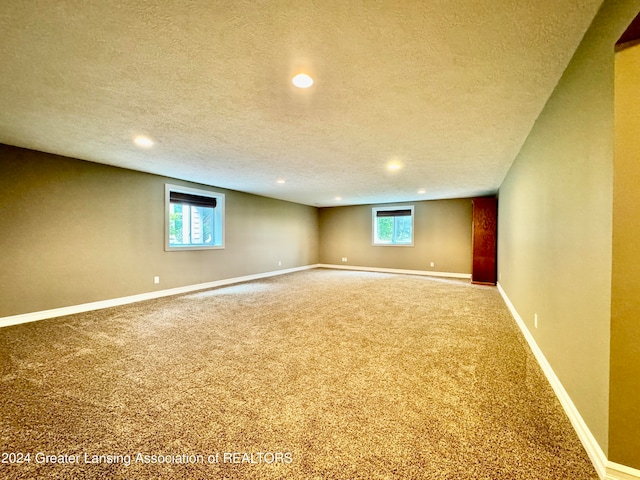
[0,269,598,479]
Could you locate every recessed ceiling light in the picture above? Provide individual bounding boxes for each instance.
[417,189,426,194]
[335,196,342,201]
[134,135,154,148]
[387,161,402,171]
[277,178,286,184]
[292,73,314,89]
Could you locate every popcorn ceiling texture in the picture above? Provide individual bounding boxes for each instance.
[0,270,598,479]
[0,0,603,206]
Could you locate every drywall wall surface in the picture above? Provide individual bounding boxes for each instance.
[319,198,472,274]
[498,0,640,458]
[0,145,319,317]
[610,41,640,468]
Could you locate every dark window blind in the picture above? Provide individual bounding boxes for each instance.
[376,209,411,218]
[170,191,217,208]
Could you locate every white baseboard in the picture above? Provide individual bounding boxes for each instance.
[0,264,320,329]
[497,285,640,480]
[496,282,638,480]
[607,462,640,480]
[318,263,472,279]
[1,262,467,329]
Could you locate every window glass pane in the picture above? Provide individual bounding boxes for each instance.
[169,204,184,245]
[190,205,214,245]
[394,215,412,243]
[169,203,215,246]
[376,217,394,243]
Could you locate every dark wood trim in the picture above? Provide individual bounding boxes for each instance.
[616,12,640,52]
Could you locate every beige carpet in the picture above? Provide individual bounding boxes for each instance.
[0,269,598,479]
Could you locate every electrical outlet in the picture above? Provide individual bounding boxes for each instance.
[534,313,538,329]
[430,262,435,267]
[341,257,348,262]
[278,260,282,267]
[154,276,160,284]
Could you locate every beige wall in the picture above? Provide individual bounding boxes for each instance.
[610,42,640,467]
[0,145,319,317]
[498,0,639,465]
[319,199,472,274]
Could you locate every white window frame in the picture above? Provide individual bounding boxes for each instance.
[165,184,225,251]
[372,205,415,247]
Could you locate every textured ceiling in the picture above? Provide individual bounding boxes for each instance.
[0,1,604,206]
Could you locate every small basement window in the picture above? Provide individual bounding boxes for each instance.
[372,206,414,246]
[165,184,224,250]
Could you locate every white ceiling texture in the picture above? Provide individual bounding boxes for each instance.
[0,0,604,206]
